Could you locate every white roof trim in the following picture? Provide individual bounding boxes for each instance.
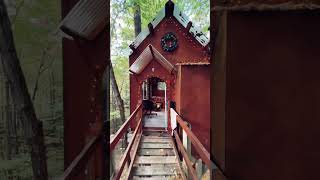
[130,1,209,50]
[129,45,175,74]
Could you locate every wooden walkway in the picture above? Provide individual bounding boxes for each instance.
[129,130,185,180]
[143,111,167,128]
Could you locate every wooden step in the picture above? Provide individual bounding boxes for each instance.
[141,138,171,143]
[132,176,180,180]
[138,149,175,156]
[134,156,177,164]
[143,132,171,137]
[142,135,171,139]
[140,143,172,149]
[132,164,180,176]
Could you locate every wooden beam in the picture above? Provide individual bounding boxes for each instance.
[57,135,101,179]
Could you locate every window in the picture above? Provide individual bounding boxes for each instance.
[157,82,166,91]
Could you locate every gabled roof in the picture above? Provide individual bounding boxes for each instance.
[129,0,209,50]
[129,45,175,74]
[58,0,107,40]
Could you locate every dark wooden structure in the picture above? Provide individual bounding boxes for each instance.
[60,0,108,179]
[211,0,320,180]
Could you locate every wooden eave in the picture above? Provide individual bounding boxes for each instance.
[129,45,176,74]
[58,0,107,40]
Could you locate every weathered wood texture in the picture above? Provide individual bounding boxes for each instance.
[132,165,180,176]
[113,118,142,180]
[140,143,172,149]
[0,0,48,179]
[141,137,171,143]
[132,176,178,180]
[135,156,177,164]
[214,10,320,180]
[138,148,175,156]
[57,135,100,179]
[173,130,198,180]
[130,131,185,179]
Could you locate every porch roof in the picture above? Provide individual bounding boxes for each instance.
[129,45,175,74]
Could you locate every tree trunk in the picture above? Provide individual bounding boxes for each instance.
[49,70,55,120]
[110,65,127,148]
[134,4,142,37]
[0,1,48,179]
[5,80,12,160]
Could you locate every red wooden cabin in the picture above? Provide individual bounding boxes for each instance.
[129,0,211,152]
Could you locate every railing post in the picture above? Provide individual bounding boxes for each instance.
[182,121,192,179]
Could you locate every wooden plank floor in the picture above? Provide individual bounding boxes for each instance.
[143,111,166,128]
[130,131,185,180]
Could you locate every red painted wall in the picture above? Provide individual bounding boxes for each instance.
[180,65,211,153]
[62,0,108,179]
[130,59,175,127]
[174,66,182,113]
[129,17,209,66]
[129,15,210,116]
[222,11,320,180]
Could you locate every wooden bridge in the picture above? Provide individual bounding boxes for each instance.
[57,103,226,180]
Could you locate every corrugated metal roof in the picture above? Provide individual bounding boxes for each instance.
[130,1,209,50]
[59,0,107,40]
[129,45,175,74]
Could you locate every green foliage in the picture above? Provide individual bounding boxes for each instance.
[110,0,209,132]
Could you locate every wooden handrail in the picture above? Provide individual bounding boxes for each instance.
[110,103,142,151]
[113,117,142,180]
[175,113,228,179]
[176,115,213,169]
[56,135,101,180]
[126,133,142,179]
[173,130,198,180]
[56,103,142,179]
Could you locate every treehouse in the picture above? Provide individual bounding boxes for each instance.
[129,0,211,155]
